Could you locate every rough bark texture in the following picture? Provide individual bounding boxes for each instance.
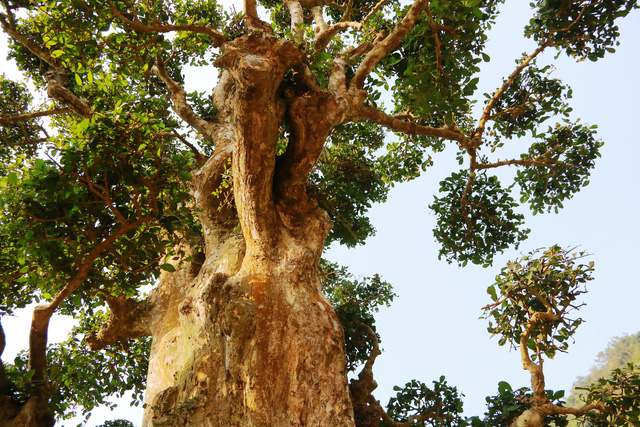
[139,34,356,426]
[511,408,546,427]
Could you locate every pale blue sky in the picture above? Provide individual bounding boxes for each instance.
[1,1,639,425]
[330,1,640,417]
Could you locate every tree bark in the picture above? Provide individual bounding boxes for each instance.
[510,408,546,427]
[141,34,356,426]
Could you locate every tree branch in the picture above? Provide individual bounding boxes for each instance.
[86,295,153,351]
[519,311,558,404]
[314,21,362,51]
[339,0,354,22]
[275,90,339,205]
[152,56,219,140]
[0,9,93,117]
[0,9,56,68]
[242,0,273,32]
[28,306,53,387]
[155,131,206,164]
[473,42,551,145]
[362,0,389,24]
[286,0,305,44]
[426,9,446,75]
[473,157,551,170]
[550,401,607,418]
[44,71,94,117]
[215,36,303,255]
[191,126,237,244]
[350,0,429,90]
[356,105,470,145]
[0,108,71,125]
[25,215,154,390]
[107,1,226,47]
[311,5,328,33]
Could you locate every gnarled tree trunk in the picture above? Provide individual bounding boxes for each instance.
[138,34,356,426]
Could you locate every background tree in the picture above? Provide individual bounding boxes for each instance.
[564,333,640,426]
[476,247,640,427]
[0,0,638,426]
[568,333,640,407]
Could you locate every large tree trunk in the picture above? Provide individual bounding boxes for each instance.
[142,232,354,426]
[141,34,356,426]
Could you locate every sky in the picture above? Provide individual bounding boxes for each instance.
[1,1,639,426]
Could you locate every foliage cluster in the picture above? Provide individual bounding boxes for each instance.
[483,246,593,359]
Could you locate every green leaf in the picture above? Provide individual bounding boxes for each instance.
[487,285,497,301]
[7,171,18,185]
[498,381,512,395]
[159,263,176,272]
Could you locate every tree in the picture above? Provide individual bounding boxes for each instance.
[569,333,640,406]
[476,247,640,427]
[0,0,638,426]
[565,333,640,426]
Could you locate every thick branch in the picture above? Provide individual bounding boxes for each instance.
[329,55,350,96]
[550,401,607,418]
[314,21,362,51]
[339,0,354,22]
[215,36,302,256]
[191,125,236,246]
[86,296,153,351]
[329,34,381,92]
[512,397,607,427]
[45,72,93,117]
[275,91,343,205]
[28,306,52,387]
[242,0,273,32]
[327,39,381,96]
[286,0,305,44]
[107,1,226,47]
[356,105,470,145]
[244,0,259,22]
[311,6,328,33]
[0,108,71,125]
[518,311,561,404]
[152,56,219,140]
[350,0,429,90]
